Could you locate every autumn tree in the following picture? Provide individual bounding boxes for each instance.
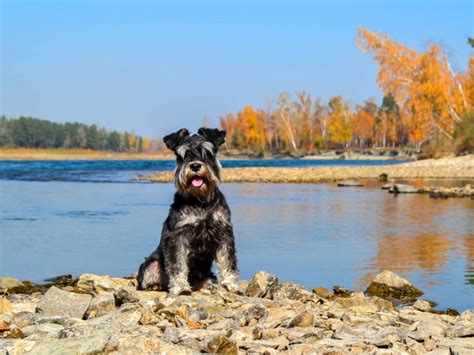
[276,92,298,152]
[292,91,314,150]
[376,94,401,146]
[352,99,377,147]
[357,27,468,146]
[328,96,353,147]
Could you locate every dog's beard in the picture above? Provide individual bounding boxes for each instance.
[176,164,218,203]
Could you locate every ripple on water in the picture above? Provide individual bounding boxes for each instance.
[53,210,129,219]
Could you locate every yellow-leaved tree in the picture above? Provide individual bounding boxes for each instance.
[356,27,468,146]
[328,96,353,147]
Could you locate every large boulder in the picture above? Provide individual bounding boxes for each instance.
[37,286,92,319]
[366,270,423,301]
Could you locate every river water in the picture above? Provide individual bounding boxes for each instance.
[0,160,472,310]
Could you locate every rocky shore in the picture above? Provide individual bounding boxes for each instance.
[135,155,474,183]
[1,270,473,354]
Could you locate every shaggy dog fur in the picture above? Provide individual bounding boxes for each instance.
[136,128,240,295]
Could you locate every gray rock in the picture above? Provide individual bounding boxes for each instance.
[115,287,139,306]
[337,180,363,187]
[433,336,474,350]
[164,327,180,344]
[188,309,207,322]
[244,304,268,324]
[447,321,474,338]
[409,321,445,341]
[12,311,36,329]
[269,282,314,302]
[37,286,92,319]
[389,184,419,193]
[207,318,234,330]
[28,333,118,354]
[22,322,64,337]
[87,292,116,318]
[245,271,279,298]
[367,328,400,347]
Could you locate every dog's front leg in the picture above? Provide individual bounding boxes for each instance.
[216,240,241,294]
[165,236,192,295]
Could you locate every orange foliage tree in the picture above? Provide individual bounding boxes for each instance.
[357,27,469,146]
[352,100,377,147]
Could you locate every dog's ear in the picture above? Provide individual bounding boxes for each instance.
[163,128,190,151]
[198,128,226,149]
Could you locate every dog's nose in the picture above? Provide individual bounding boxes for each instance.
[190,163,201,172]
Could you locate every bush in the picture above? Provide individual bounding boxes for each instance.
[418,135,452,160]
[454,112,474,155]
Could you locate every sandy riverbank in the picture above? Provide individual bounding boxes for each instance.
[137,155,474,183]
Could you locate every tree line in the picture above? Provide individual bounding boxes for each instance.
[0,116,163,152]
[219,28,474,155]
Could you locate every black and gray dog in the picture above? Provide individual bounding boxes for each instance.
[137,127,240,295]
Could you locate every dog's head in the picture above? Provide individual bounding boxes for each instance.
[164,127,226,202]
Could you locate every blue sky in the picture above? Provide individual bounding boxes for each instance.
[1,0,472,137]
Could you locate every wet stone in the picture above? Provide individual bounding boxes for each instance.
[337,180,363,187]
[333,285,354,298]
[366,270,423,301]
[389,184,419,193]
[0,278,26,294]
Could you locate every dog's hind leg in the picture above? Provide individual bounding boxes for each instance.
[137,249,168,291]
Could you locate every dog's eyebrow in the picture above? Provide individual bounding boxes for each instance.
[201,141,214,156]
[176,145,189,159]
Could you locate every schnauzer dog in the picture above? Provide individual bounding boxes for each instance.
[137,127,240,295]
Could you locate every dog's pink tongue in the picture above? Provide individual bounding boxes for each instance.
[192,177,203,187]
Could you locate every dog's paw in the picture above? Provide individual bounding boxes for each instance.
[220,280,243,295]
[169,285,192,296]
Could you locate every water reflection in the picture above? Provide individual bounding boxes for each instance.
[1,180,473,310]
